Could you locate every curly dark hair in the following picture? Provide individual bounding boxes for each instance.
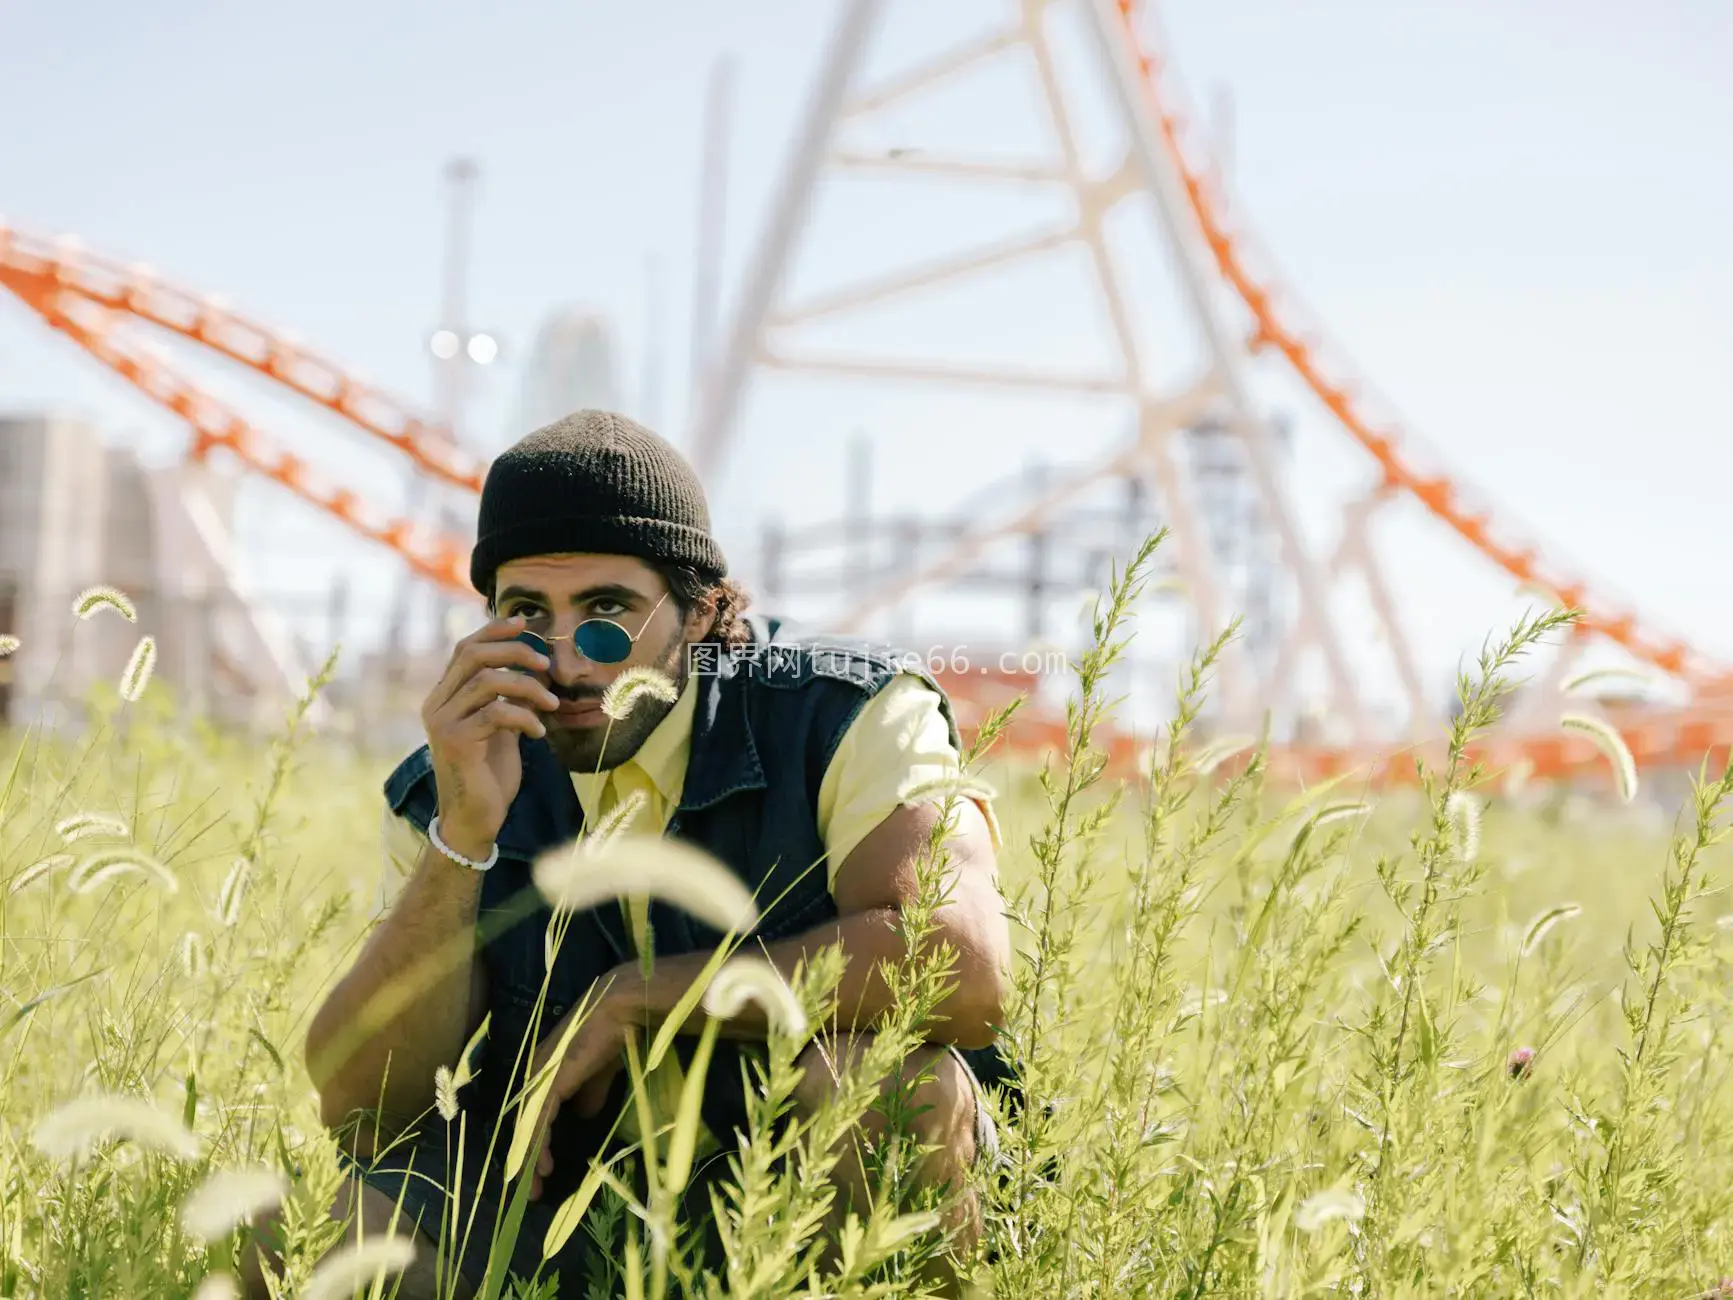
[654,562,753,651]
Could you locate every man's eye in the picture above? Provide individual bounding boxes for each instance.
[592,600,627,619]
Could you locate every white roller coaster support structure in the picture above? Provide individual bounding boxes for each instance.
[683,0,1375,740]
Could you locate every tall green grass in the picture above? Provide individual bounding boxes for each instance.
[4,540,1733,1297]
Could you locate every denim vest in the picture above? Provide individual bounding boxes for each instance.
[381,613,1014,1191]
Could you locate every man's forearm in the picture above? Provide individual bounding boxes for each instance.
[605,906,1003,1050]
[303,845,484,1136]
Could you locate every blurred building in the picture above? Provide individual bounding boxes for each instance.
[512,309,623,434]
[1,413,115,706]
[0,412,313,729]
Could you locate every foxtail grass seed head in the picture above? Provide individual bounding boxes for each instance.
[72,584,137,622]
[301,1236,418,1300]
[600,666,679,720]
[1508,1046,1536,1079]
[1502,756,1535,799]
[191,1275,241,1300]
[1178,989,1229,1019]
[179,932,207,979]
[1559,713,1637,802]
[120,635,157,702]
[585,787,648,850]
[1138,733,1172,779]
[32,1093,203,1163]
[1077,589,1100,628]
[1521,903,1582,956]
[533,833,758,935]
[1446,791,1482,861]
[180,1167,290,1240]
[1193,734,1255,776]
[56,811,130,843]
[68,848,178,896]
[1307,800,1370,830]
[434,1065,460,1122]
[10,852,73,894]
[1293,1188,1366,1232]
[1562,665,1656,696]
[215,857,251,927]
[0,633,18,656]
[703,957,808,1037]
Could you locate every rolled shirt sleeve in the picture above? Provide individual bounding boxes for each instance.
[815,672,1002,891]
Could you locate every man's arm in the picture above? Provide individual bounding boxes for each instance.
[525,676,1011,1148]
[304,613,555,1152]
[605,792,1010,1048]
[522,784,1008,1197]
[304,835,489,1151]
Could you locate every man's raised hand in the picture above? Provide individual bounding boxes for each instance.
[420,614,559,860]
[523,1001,629,1200]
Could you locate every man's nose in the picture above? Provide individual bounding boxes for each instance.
[547,635,599,686]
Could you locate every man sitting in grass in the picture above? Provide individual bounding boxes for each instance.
[250,410,1015,1297]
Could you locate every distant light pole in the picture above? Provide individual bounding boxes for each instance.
[433,158,480,440]
[427,155,502,642]
[387,158,501,679]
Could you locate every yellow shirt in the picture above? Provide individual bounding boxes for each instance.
[377,670,1000,1155]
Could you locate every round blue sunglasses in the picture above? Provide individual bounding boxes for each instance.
[506,590,670,666]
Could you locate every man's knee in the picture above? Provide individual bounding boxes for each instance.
[791,1033,984,1291]
[791,1030,873,1114]
[792,1032,977,1162]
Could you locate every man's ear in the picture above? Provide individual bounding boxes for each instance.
[683,588,720,642]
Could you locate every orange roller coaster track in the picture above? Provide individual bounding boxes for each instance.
[0,224,480,593]
[1108,0,1714,689]
[4,4,1730,791]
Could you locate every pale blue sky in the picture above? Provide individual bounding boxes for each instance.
[2,0,1728,721]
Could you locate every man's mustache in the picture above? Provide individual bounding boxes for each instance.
[546,684,604,704]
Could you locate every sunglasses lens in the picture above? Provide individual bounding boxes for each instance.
[573,620,632,663]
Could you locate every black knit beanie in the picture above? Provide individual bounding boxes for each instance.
[469,409,727,599]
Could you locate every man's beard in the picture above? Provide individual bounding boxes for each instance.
[542,625,690,773]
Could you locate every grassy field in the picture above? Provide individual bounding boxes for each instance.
[5,554,1733,1298]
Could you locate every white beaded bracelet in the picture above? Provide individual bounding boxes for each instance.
[428,815,500,872]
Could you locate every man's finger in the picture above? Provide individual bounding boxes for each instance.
[549,1056,590,1108]
[432,639,550,714]
[434,611,522,685]
[441,668,560,723]
[456,698,547,741]
[440,614,492,672]
[575,1069,615,1118]
[426,616,542,714]
[521,1106,556,1194]
[530,1129,555,1202]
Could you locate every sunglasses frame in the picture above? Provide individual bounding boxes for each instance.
[504,589,671,667]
